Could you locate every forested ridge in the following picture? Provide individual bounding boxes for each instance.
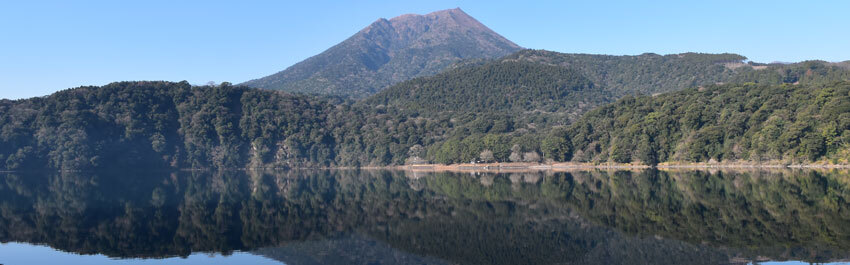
[0,81,381,169]
[564,81,850,164]
[2,49,850,170]
[0,79,576,170]
[365,60,606,117]
[507,49,850,96]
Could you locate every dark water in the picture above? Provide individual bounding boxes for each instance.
[1,169,849,265]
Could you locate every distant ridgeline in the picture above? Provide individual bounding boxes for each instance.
[2,50,850,170]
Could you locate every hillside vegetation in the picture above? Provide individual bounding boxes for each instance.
[0,81,549,170]
[507,50,746,95]
[0,82,332,169]
[365,60,606,120]
[565,81,850,164]
[3,49,850,170]
[508,49,850,96]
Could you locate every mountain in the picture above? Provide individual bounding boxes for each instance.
[3,49,850,170]
[241,8,522,98]
[368,49,850,122]
[363,50,752,123]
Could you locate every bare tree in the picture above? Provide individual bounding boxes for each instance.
[523,151,541,162]
[479,150,495,162]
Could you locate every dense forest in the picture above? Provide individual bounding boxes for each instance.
[506,50,747,96]
[2,49,850,170]
[0,81,531,169]
[507,49,850,96]
[565,81,850,164]
[0,81,371,169]
[365,60,605,118]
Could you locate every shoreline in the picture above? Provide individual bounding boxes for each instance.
[392,162,850,173]
[4,162,850,174]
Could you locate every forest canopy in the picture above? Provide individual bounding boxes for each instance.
[2,50,849,170]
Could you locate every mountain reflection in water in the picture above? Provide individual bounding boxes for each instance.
[1,169,849,265]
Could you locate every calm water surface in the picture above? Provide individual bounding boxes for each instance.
[1,169,849,264]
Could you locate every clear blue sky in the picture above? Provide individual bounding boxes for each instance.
[2,0,849,100]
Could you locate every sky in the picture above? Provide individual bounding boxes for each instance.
[2,0,849,100]
[0,242,284,265]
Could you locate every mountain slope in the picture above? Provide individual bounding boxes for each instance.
[506,49,850,96]
[0,81,342,170]
[364,60,607,120]
[0,81,519,169]
[359,50,766,126]
[4,49,850,170]
[563,81,850,164]
[364,50,755,121]
[505,50,746,96]
[367,49,850,121]
[241,8,522,98]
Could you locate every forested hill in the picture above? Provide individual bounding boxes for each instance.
[0,81,563,170]
[364,60,609,121]
[506,49,850,96]
[241,8,521,98]
[506,50,745,96]
[4,80,849,171]
[3,49,850,170]
[362,49,850,131]
[563,81,850,164]
[0,82,336,170]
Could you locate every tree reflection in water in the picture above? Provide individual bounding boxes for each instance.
[0,169,848,264]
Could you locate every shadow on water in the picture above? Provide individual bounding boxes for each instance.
[1,168,849,264]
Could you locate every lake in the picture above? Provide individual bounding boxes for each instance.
[1,169,849,264]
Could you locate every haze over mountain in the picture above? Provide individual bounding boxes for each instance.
[241,8,522,98]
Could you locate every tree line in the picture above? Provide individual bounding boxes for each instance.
[2,50,849,170]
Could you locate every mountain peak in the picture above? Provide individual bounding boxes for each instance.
[242,8,521,98]
[387,8,489,33]
[435,7,464,13]
[424,7,474,22]
[393,7,468,19]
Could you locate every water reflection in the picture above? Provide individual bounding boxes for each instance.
[0,169,849,264]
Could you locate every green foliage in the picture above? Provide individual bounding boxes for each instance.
[506,50,850,97]
[505,50,746,96]
[366,60,604,115]
[541,130,573,161]
[0,82,342,169]
[0,81,549,169]
[565,81,850,164]
[729,60,850,85]
[4,48,850,170]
